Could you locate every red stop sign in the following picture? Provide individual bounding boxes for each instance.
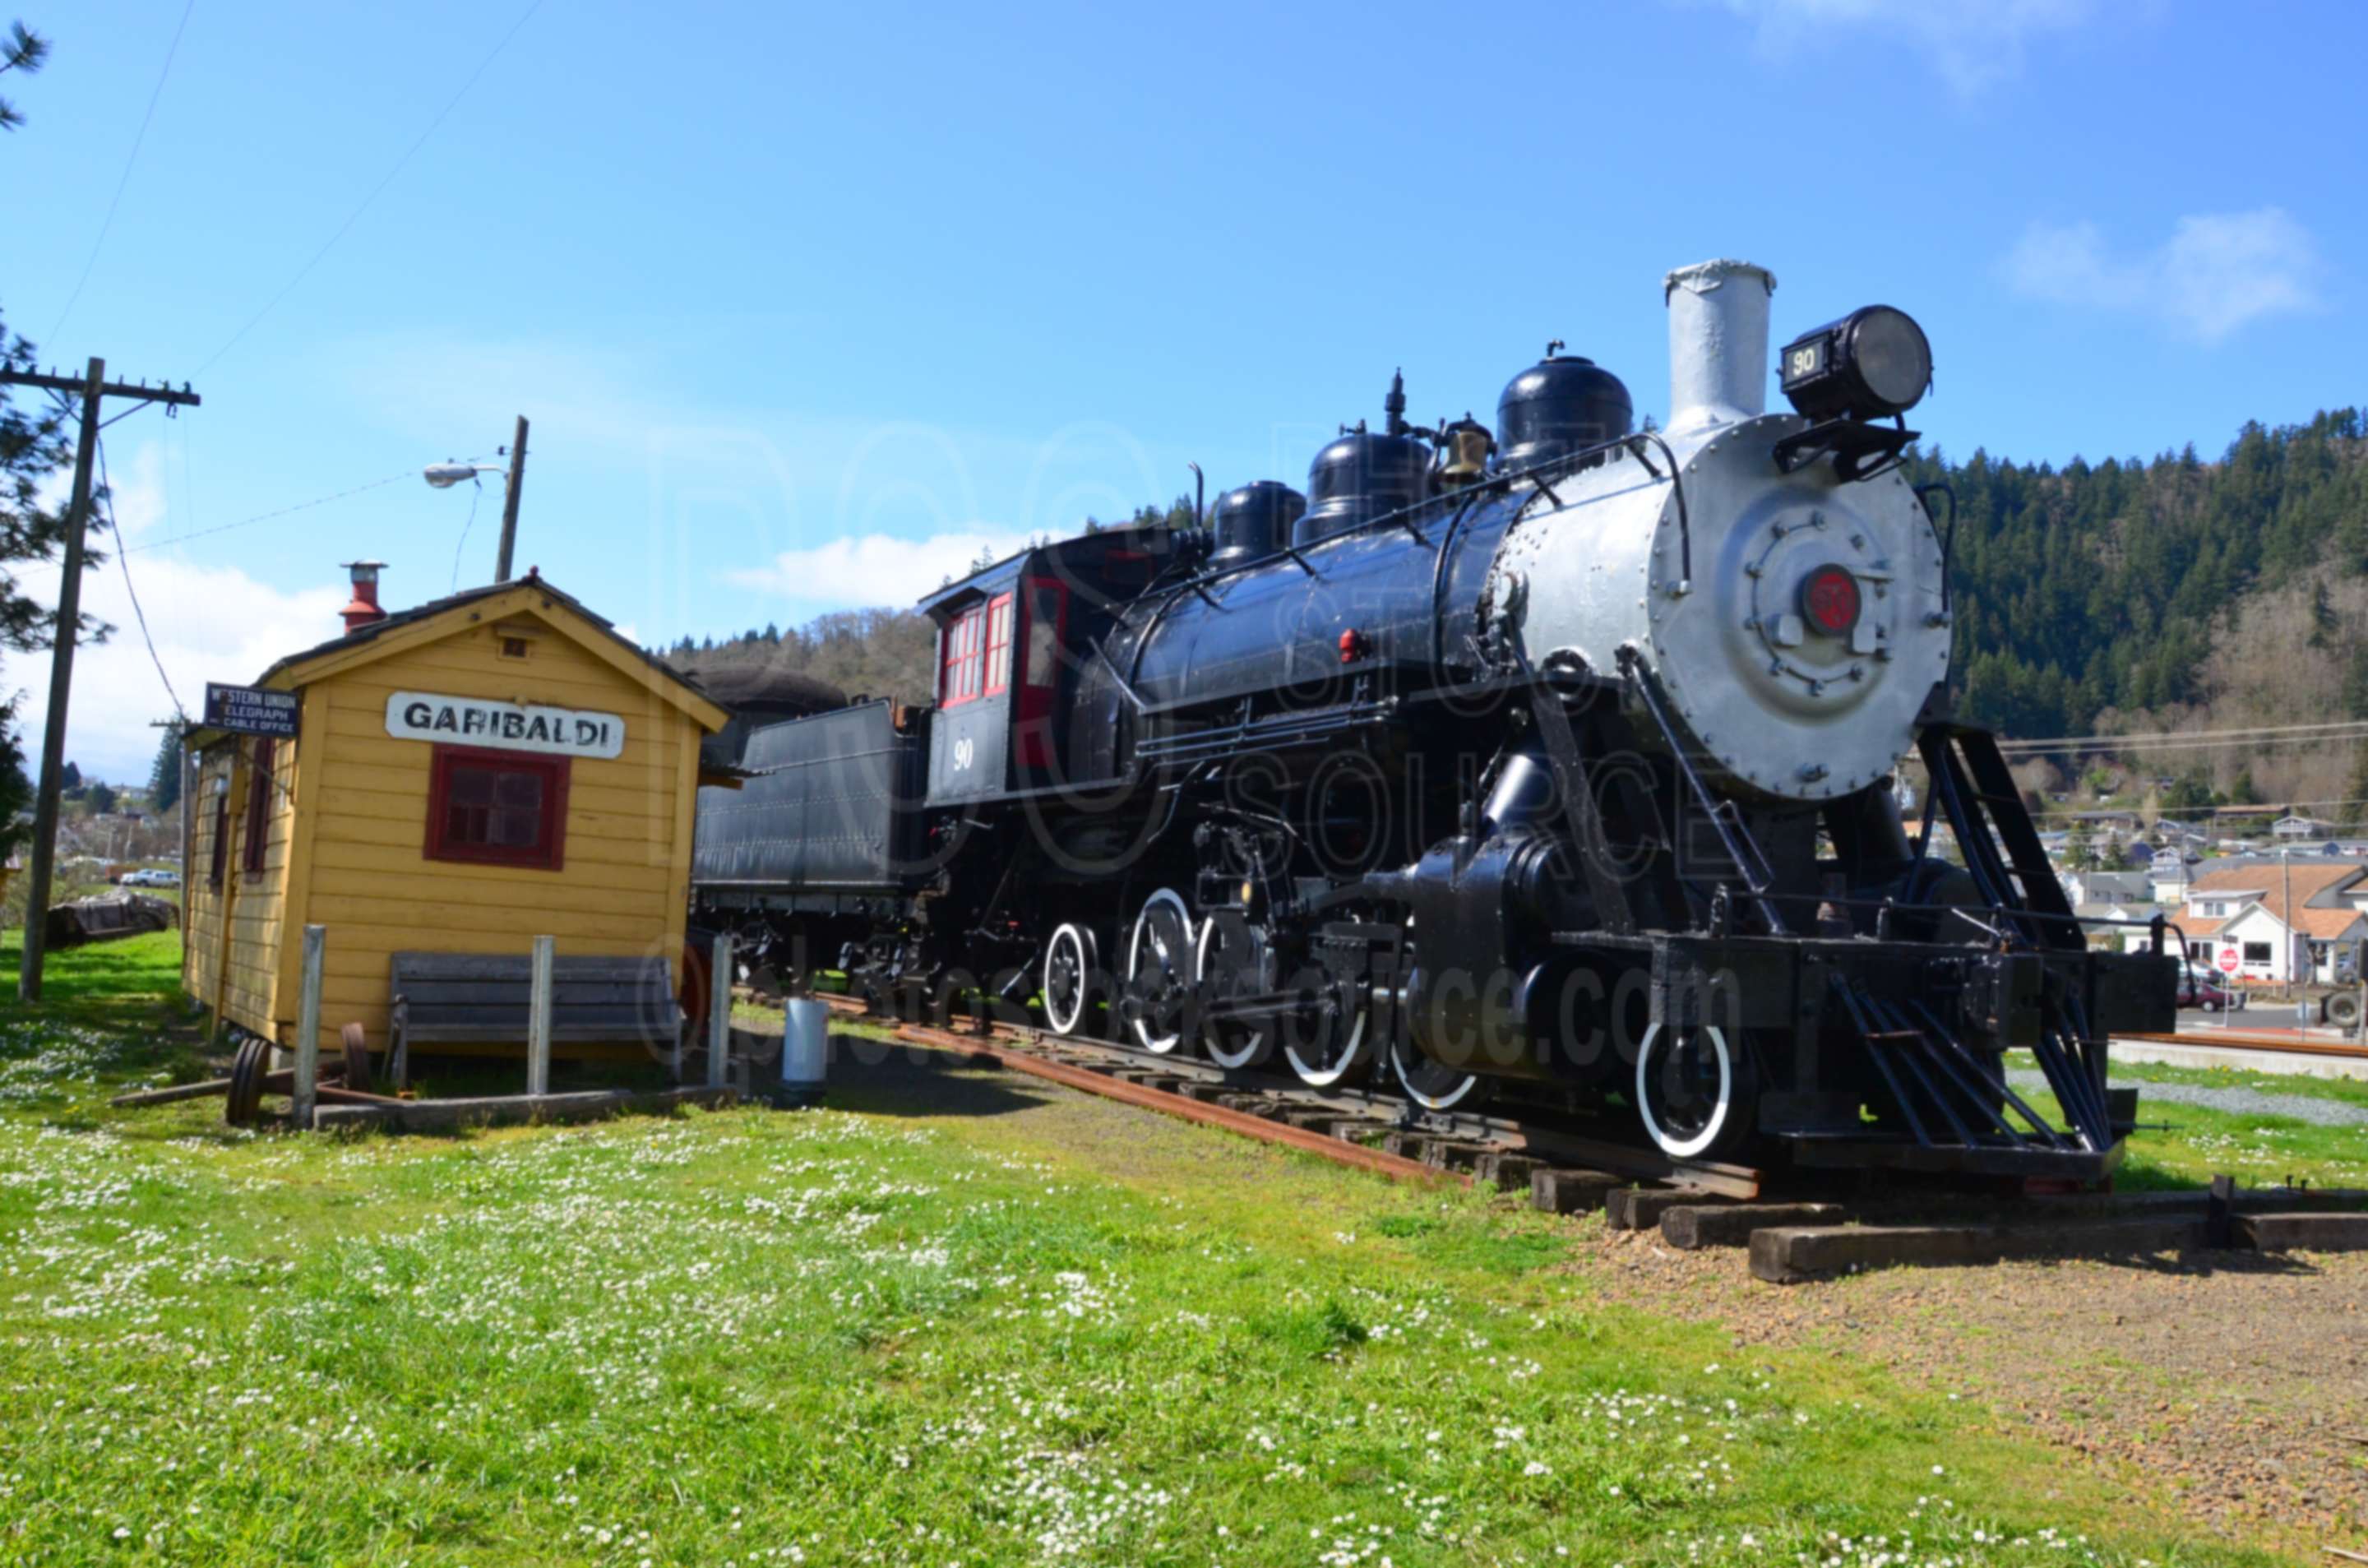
[2216,946,2240,974]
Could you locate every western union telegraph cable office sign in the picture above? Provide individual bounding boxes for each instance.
[384,691,628,759]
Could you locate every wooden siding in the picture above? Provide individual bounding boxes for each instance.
[183,732,299,1037]
[189,604,710,1062]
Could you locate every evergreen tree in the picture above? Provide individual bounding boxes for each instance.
[58,760,78,794]
[148,719,185,811]
[85,779,115,815]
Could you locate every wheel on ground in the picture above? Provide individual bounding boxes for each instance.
[224,1034,269,1126]
[1281,976,1373,1089]
[340,1022,374,1093]
[1387,915,1489,1112]
[1042,923,1098,1037]
[1194,911,1273,1070]
[1634,1023,1755,1161]
[1125,890,1196,1055]
[2326,991,2361,1029]
[1389,1034,1491,1112]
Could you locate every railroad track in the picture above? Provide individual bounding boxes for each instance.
[784,992,2368,1282]
[807,989,1764,1199]
[2116,1030,2368,1064]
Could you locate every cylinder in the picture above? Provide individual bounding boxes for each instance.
[778,997,829,1106]
[1664,258,1775,436]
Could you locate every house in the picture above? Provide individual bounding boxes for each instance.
[182,568,728,1063]
[2273,814,2335,841]
[2147,846,2196,903]
[2174,860,2368,985]
[2063,869,2152,909]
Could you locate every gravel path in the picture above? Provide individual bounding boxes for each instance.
[2005,1068,2368,1126]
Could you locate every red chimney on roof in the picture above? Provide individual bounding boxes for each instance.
[340,561,389,634]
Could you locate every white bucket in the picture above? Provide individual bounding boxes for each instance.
[778,999,830,1107]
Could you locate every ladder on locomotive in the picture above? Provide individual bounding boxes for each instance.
[1616,648,2116,1157]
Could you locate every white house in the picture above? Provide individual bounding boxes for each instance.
[2179,862,2368,985]
[2273,814,2335,842]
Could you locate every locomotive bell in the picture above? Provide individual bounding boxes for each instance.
[1208,480,1306,564]
[1495,348,1633,473]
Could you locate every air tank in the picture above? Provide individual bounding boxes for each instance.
[1297,428,1433,545]
[1209,480,1306,563]
[1496,350,1634,472]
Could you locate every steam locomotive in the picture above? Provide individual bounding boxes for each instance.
[691,258,2175,1178]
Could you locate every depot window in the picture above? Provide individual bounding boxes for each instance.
[425,746,570,871]
[2242,941,2272,965]
[241,738,275,877]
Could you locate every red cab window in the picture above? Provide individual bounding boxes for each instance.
[939,594,1015,708]
[425,746,570,870]
[983,593,1015,696]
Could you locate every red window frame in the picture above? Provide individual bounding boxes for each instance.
[241,738,275,877]
[1015,576,1068,769]
[938,592,1015,708]
[423,745,571,871]
[983,593,1015,697]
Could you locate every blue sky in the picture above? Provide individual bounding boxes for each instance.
[8,0,2365,778]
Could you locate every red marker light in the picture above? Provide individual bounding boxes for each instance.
[1339,628,1364,664]
[1800,566,1861,636]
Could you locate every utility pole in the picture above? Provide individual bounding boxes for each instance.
[494,414,528,581]
[0,357,200,1000]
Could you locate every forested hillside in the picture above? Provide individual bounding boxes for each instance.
[672,411,2368,811]
[1928,408,2368,807]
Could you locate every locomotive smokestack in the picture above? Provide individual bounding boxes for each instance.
[1663,259,1775,437]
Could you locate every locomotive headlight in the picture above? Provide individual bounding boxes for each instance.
[1778,306,1931,422]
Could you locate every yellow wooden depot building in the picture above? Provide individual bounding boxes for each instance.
[183,570,728,1060]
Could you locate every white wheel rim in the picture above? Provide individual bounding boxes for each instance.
[1043,923,1090,1035]
[1390,912,1480,1109]
[1127,890,1193,1055]
[1633,1023,1732,1160]
[1284,1001,1370,1089]
[1394,1038,1484,1112]
[1195,918,1270,1070]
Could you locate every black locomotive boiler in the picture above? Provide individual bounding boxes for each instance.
[691,258,2174,1178]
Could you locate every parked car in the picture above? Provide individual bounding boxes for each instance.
[2176,963,2246,1012]
[120,867,180,888]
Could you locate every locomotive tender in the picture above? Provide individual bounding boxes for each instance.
[692,258,2175,1177]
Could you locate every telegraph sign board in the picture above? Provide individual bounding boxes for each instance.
[203,682,299,739]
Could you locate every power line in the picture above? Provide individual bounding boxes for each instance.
[1996,718,2368,752]
[2001,729,2368,759]
[97,435,185,720]
[192,0,545,375]
[46,0,197,342]
[127,467,415,554]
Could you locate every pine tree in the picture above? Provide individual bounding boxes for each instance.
[148,719,185,811]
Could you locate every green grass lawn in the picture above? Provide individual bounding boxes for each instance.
[2000,1049,2368,1191]
[0,937,2319,1565]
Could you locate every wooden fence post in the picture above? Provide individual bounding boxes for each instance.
[528,935,555,1097]
[293,924,324,1128]
[708,931,733,1090]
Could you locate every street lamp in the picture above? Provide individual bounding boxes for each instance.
[423,413,530,581]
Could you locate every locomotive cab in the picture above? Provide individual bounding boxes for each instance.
[919,524,1181,803]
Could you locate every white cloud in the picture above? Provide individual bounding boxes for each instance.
[728,530,1038,610]
[3,442,350,782]
[1706,0,2102,95]
[2003,208,2321,342]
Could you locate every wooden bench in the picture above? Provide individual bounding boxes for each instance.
[387,952,686,1087]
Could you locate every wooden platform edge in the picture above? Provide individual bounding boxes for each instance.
[310,1085,737,1134]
